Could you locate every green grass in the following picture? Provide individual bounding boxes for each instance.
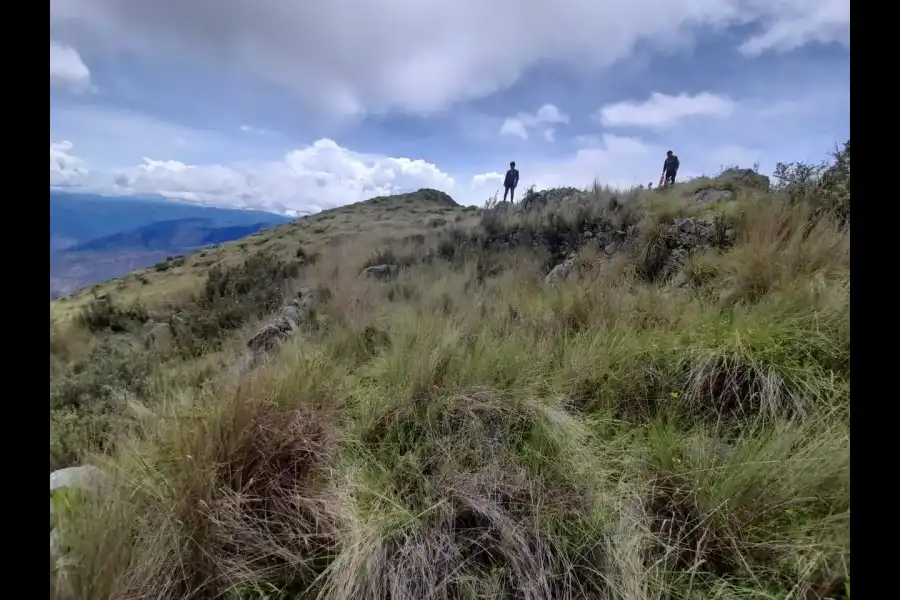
[50,166,850,600]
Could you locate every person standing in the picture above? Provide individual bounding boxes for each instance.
[662,151,680,187]
[503,161,519,203]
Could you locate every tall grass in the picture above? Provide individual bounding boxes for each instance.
[52,180,849,600]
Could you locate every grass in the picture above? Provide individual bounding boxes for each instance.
[50,161,850,600]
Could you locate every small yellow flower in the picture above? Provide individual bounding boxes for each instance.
[670,392,680,399]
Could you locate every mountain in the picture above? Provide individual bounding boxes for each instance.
[50,190,291,251]
[66,218,273,253]
[49,191,293,298]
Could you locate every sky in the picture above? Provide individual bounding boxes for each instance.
[50,0,850,215]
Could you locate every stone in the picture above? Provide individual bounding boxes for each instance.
[361,264,400,280]
[231,287,326,379]
[143,321,174,353]
[544,258,577,284]
[676,218,695,234]
[718,168,771,191]
[50,466,107,495]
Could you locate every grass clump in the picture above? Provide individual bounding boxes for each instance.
[50,150,850,600]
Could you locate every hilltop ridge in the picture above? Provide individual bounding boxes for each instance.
[50,150,850,600]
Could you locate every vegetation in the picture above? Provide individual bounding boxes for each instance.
[50,144,850,600]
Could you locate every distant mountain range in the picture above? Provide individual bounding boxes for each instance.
[50,191,293,298]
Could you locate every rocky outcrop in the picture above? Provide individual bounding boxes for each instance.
[718,168,770,191]
[230,287,326,378]
[520,187,585,211]
[541,215,733,285]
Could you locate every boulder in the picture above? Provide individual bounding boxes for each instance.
[544,257,578,284]
[246,287,323,354]
[361,264,400,280]
[231,287,327,379]
[143,321,174,352]
[718,168,770,191]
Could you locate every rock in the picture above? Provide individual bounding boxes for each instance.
[725,228,736,244]
[692,188,733,204]
[676,218,695,234]
[604,242,619,256]
[362,264,400,280]
[143,321,174,353]
[520,187,585,211]
[50,465,107,494]
[50,465,108,595]
[246,287,322,354]
[544,258,577,284]
[718,168,770,191]
[232,287,326,378]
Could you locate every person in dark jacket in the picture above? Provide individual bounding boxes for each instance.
[663,151,680,187]
[503,161,519,203]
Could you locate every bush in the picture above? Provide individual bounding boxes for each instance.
[773,138,850,222]
[77,295,149,333]
[166,252,302,355]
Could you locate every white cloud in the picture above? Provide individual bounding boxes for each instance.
[739,0,850,56]
[49,0,849,118]
[471,134,661,193]
[239,124,277,136]
[50,141,89,183]
[50,139,460,213]
[500,104,570,140]
[596,92,736,129]
[50,41,93,93]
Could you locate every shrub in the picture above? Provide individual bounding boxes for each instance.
[77,295,148,333]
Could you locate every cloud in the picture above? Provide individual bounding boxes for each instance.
[49,0,849,118]
[50,41,94,93]
[239,124,278,136]
[50,141,89,182]
[471,134,661,193]
[50,139,460,214]
[500,104,570,141]
[596,92,735,129]
[738,0,850,56]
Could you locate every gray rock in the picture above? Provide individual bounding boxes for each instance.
[604,242,619,256]
[143,322,174,353]
[50,466,108,594]
[544,258,577,284]
[676,218,695,234]
[718,168,771,191]
[233,287,326,378]
[362,264,400,280]
[50,466,107,495]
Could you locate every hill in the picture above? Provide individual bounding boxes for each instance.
[50,191,292,250]
[49,192,291,298]
[66,217,274,253]
[49,148,850,600]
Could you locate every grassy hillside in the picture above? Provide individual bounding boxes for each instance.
[49,151,850,600]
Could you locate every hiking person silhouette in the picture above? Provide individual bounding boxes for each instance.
[503,161,519,203]
[661,151,680,187]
